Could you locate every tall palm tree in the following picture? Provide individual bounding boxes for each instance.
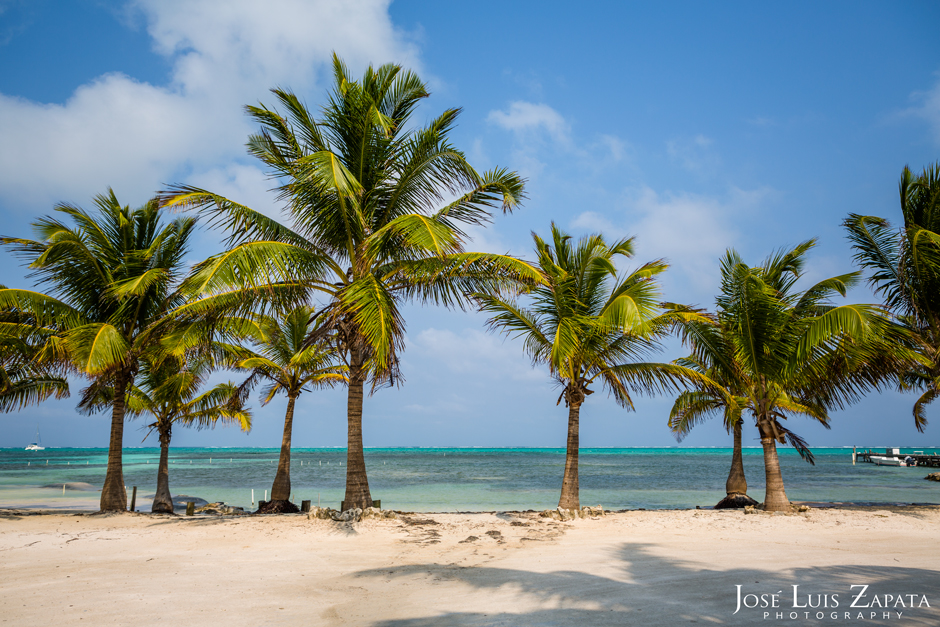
[0,190,241,511]
[476,224,709,510]
[845,163,940,431]
[161,56,539,509]
[670,242,915,511]
[231,306,345,512]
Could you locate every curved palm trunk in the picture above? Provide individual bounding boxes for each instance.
[151,421,174,514]
[759,420,790,511]
[343,350,372,510]
[726,420,748,496]
[99,372,128,511]
[558,400,581,510]
[270,395,297,502]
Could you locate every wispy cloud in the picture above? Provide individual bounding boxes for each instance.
[487,101,569,143]
[904,73,940,144]
[666,134,721,176]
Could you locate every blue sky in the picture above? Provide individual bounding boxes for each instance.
[1,0,939,450]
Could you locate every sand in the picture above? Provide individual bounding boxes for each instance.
[1,506,938,626]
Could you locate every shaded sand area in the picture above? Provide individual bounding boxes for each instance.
[1,507,939,626]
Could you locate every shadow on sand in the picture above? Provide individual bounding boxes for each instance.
[353,542,940,626]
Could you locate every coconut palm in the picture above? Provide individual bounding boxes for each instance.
[476,224,710,510]
[230,306,346,512]
[161,56,539,509]
[669,242,915,511]
[845,163,940,431]
[0,190,243,511]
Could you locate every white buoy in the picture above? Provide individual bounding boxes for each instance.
[210,458,212,463]
[62,484,65,496]
[251,489,254,506]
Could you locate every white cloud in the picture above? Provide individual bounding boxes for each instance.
[905,74,940,144]
[487,101,569,143]
[666,134,720,176]
[411,328,541,382]
[0,0,419,210]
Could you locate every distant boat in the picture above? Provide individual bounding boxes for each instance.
[24,427,44,451]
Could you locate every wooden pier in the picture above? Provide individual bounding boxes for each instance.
[855,447,940,468]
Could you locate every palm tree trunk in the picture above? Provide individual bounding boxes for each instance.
[759,420,790,511]
[726,419,747,496]
[343,348,372,510]
[151,421,174,514]
[558,400,581,510]
[99,372,128,512]
[270,395,296,502]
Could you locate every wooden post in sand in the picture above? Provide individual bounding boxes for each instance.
[129,486,137,512]
[301,500,311,513]
[186,502,195,516]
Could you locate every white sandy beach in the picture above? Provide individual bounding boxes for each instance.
[1,507,938,626]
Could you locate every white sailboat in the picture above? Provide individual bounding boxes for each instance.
[24,427,44,451]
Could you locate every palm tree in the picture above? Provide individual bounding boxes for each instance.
[161,56,539,509]
[231,306,345,512]
[0,190,231,511]
[845,163,940,431]
[670,242,915,511]
[476,224,709,510]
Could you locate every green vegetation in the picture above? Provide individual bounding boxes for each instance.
[668,242,916,511]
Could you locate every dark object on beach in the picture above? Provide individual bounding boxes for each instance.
[715,493,759,509]
[256,500,301,514]
[925,472,940,482]
[301,500,311,512]
[185,502,195,516]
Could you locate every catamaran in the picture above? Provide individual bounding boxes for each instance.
[24,427,44,451]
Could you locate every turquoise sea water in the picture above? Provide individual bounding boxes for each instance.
[1,447,939,512]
